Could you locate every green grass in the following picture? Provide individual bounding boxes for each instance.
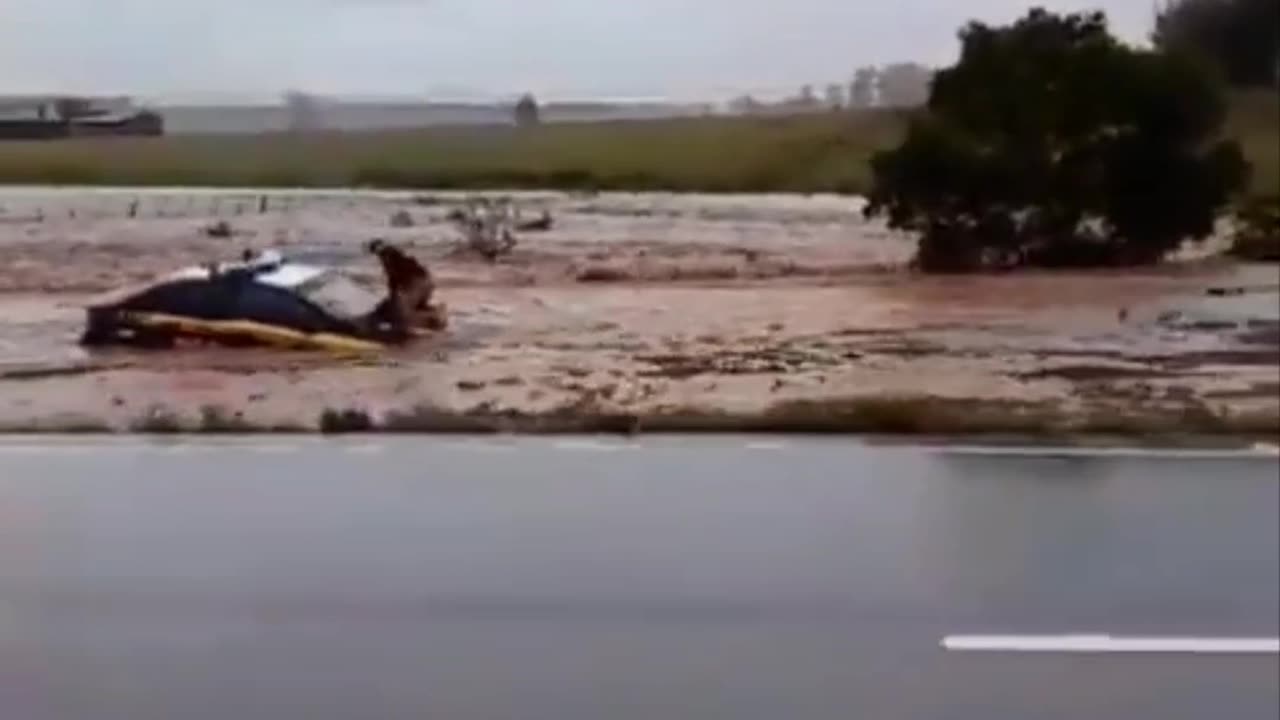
[0,93,1271,196]
[0,110,905,193]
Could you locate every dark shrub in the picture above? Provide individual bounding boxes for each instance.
[866,8,1249,272]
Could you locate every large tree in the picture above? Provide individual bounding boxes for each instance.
[864,8,1248,272]
[877,63,933,108]
[849,67,879,108]
[1153,0,1280,88]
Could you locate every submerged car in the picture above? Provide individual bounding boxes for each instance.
[80,251,409,353]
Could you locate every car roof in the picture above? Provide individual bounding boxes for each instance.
[86,257,332,308]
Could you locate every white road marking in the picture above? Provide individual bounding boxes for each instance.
[942,635,1280,655]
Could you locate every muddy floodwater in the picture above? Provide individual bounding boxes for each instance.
[0,188,1276,433]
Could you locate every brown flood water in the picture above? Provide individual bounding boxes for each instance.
[0,189,1275,430]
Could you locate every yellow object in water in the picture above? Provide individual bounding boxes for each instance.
[126,312,386,354]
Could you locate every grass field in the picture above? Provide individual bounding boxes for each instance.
[0,93,1273,196]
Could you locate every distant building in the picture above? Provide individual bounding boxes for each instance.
[72,110,165,137]
[0,96,164,140]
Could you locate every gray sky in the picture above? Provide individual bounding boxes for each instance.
[1,0,1154,102]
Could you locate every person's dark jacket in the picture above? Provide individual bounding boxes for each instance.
[372,243,429,291]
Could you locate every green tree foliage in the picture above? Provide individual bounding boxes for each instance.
[1153,0,1280,88]
[877,63,933,108]
[849,67,878,108]
[864,8,1249,272]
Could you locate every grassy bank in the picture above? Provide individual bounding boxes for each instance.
[2,396,1275,445]
[0,110,904,194]
[0,93,1272,195]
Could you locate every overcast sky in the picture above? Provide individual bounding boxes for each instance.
[1,0,1154,102]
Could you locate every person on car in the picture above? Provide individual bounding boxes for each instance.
[367,238,435,337]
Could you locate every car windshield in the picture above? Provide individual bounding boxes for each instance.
[293,270,382,320]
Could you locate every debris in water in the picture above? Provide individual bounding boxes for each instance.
[389,210,415,228]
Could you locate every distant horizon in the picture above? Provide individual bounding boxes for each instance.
[149,92,727,107]
[5,86,892,108]
[0,91,728,108]
[1,1,1152,103]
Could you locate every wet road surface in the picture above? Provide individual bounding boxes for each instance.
[0,437,1276,719]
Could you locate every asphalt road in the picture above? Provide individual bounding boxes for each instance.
[1,437,1276,720]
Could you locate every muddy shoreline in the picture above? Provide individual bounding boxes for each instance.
[2,189,1276,440]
